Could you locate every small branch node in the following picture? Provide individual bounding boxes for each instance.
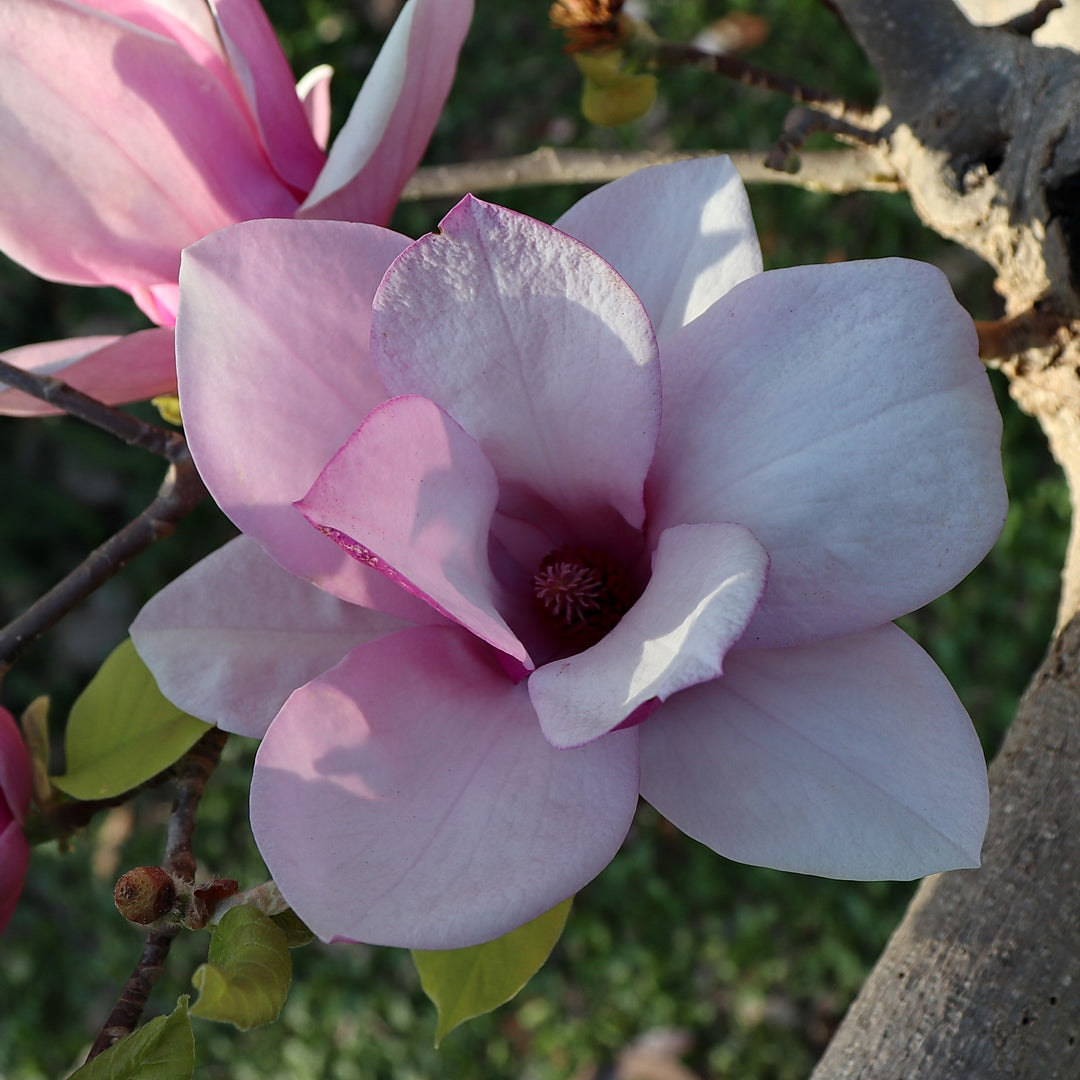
[1001,0,1063,36]
[766,106,883,172]
[976,306,1076,361]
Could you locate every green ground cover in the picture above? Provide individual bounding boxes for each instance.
[0,2,1068,1076]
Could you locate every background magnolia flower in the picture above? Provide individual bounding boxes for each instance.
[0,706,32,934]
[133,158,1007,950]
[0,0,472,415]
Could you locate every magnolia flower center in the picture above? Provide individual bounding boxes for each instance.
[532,546,637,648]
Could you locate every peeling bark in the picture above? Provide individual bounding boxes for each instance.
[810,1,1080,1076]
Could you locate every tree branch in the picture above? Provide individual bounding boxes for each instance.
[1003,0,1062,36]
[652,41,873,123]
[85,727,228,1062]
[829,0,981,109]
[401,147,900,202]
[811,611,1080,1079]
[0,452,208,676]
[805,1,1080,1073]
[84,931,176,1061]
[0,358,185,461]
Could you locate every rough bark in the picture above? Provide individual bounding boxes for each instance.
[811,614,1080,1078]
[811,2,1080,1076]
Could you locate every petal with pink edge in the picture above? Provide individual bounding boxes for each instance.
[0,821,30,934]
[209,0,326,193]
[80,1,224,57]
[252,625,640,949]
[530,523,768,749]
[555,157,762,341]
[131,536,420,739]
[0,329,176,416]
[298,395,529,667]
[0,707,31,935]
[0,0,297,293]
[300,0,474,225]
[177,218,422,612]
[297,64,333,150]
[0,707,32,828]
[640,623,989,879]
[649,260,1007,648]
[373,196,660,538]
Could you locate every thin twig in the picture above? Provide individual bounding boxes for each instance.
[766,107,882,171]
[401,147,900,202]
[653,41,873,124]
[0,358,184,460]
[976,306,1076,360]
[0,452,208,676]
[85,931,176,1060]
[163,728,228,883]
[85,728,228,1062]
[1002,0,1062,36]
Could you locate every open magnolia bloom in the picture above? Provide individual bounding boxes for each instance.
[133,158,1007,950]
[0,707,32,935]
[0,0,471,415]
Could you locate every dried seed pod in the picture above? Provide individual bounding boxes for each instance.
[113,866,177,925]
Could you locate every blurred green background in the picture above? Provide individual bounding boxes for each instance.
[0,1,1068,1077]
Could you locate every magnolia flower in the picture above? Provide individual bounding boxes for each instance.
[0,0,472,415]
[133,159,1007,949]
[0,707,32,934]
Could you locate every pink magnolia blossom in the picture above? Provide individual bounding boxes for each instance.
[132,158,1007,949]
[0,707,32,934]
[0,0,472,415]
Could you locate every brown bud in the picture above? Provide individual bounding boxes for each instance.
[550,0,628,53]
[114,866,177,925]
[193,878,240,912]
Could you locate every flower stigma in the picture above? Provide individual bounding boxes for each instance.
[532,545,638,649]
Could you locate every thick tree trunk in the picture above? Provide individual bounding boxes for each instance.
[810,1,1080,1076]
[811,610,1080,1078]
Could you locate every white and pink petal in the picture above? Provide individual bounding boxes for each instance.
[176,218,415,608]
[649,259,1007,648]
[252,625,640,949]
[297,395,530,668]
[530,523,768,749]
[209,0,326,194]
[639,623,989,879]
[373,196,661,539]
[297,64,333,150]
[131,537,416,740]
[0,0,297,293]
[555,156,762,341]
[0,329,176,416]
[300,0,474,225]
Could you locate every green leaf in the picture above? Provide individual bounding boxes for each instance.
[20,695,54,808]
[68,996,194,1080]
[54,639,210,800]
[271,907,316,948]
[191,905,292,1030]
[574,52,657,126]
[412,899,572,1043]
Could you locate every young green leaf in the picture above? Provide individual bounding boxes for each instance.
[67,996,194,1080]
[412,899,572,1043]
[20,695,55,808]
[53,639,210,800]
[271,907,316,948]
[191,905,292,1030]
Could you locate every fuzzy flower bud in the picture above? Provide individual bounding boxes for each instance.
[113,866,177,925]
